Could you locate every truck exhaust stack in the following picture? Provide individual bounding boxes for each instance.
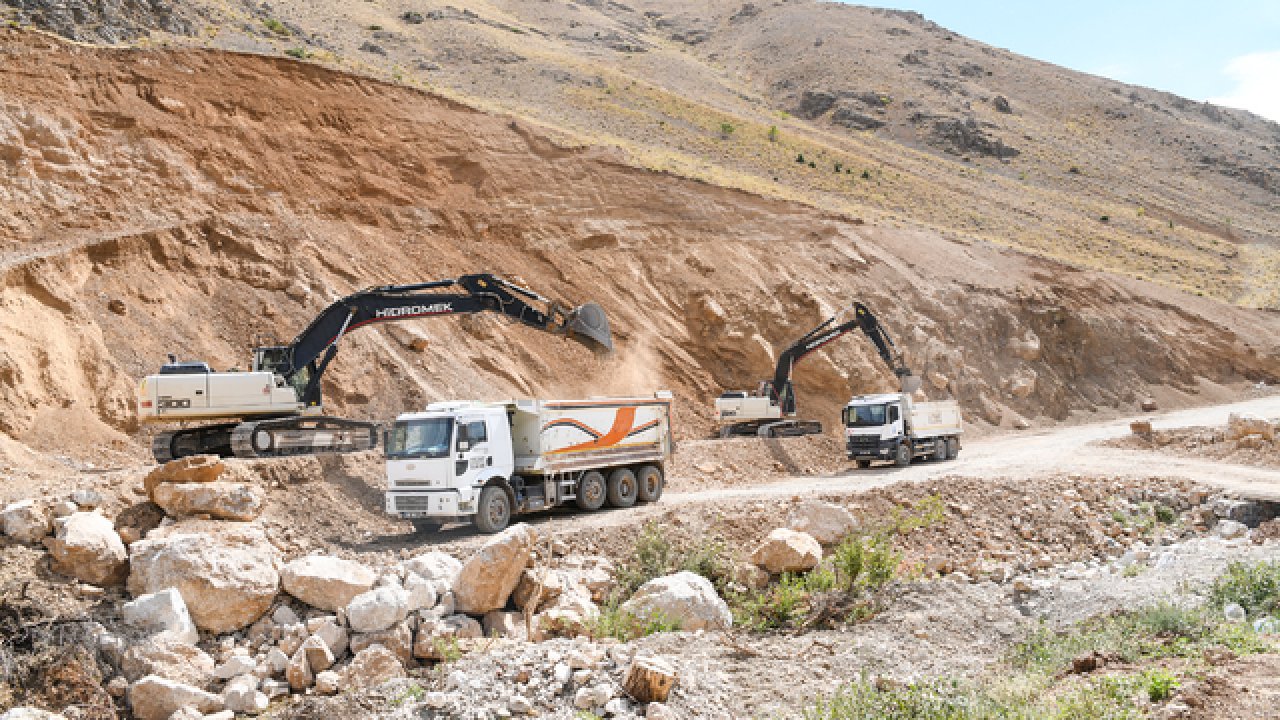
[566,302,613,353]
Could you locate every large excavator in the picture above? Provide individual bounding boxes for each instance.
[714,302,919,437]
[138,273,613,462]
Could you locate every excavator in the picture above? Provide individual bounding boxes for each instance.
[138,273,613,462]
[714,302,919,438]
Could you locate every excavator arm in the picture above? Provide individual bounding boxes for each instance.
[767,302,912,414]
[257,273,612,407]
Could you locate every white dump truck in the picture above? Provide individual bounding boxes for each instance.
[843,393,963,468]
[385,393,674,533]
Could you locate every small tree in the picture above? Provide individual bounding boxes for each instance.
[796,153,806,164]
[768,125,779,142]
[719,122,735,139]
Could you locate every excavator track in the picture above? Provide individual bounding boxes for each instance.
[151,423,239,463]
[230,416,378,459]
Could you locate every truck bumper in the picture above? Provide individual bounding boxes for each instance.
[386,491,476,519]
[846,437,898,460]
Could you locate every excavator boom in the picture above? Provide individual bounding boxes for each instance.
[139,273,612,461]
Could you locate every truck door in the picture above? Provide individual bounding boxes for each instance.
[887,403,905,439]
[453,416,492,484]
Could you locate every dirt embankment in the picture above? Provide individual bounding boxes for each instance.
[0,30,1278,472]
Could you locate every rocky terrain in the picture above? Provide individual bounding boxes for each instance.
[4,0,1278,306]
[1107,412,1280,471]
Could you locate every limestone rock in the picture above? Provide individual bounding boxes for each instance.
[281,555,377,612]
[212,654,256,680]
[145,456,225,500]
[350,619,414,665]
[403,551,463,591]
[122,588,199,645]
[750,528,822,573]
[0,709,68,719]
[413,615,483,660]
[344,644,405,689]
[1228,413,1274,441]
[300,634,335,673]
[314,670,340,696]
[153,482,262,522]
[346,586,410,633]
[121,639,214,686]
[45,511,128,586]
[1216,519,1248,540]
[127,524,280,633]
[620,571,731,632]
[537,584,599,638]
[285,648,313,691]
[222,674,267,715]
[786,500,857,545]
[454,523,538,614]
[513,567,566,612]
[308,616,349,659]
[1,500,51,543]
[482,610,526,640]
[128,675,223,720]
[404,571,437,612]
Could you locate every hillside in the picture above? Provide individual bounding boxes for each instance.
[5,0,1277,307]
[0,28,1277,469]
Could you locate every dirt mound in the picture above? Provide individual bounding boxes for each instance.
[0,31,1277,473]
[1105,421,1280,470]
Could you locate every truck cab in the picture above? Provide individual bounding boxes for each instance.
[384,402,515,522]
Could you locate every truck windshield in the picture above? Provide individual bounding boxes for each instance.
[846,404,887,427]
[386,418,453,459]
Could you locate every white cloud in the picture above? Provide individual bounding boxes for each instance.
[1209,50,1280,123]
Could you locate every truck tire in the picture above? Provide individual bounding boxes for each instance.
[855,459,872,469]
[894,442,912,468]
[606,468,638,508]
[576,471,607,511]
[474,485,511,534]
[946,437,960,460]
[932,440,947,462]
[636,465,664,503]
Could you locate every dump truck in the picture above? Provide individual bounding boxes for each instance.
[843,393,963,468]
[137,273,612,462]
[385,392,674,533]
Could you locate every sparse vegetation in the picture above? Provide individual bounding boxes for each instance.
[768,125,780,142]
[392,683,426,706]
[796,153,806,164]
[262,17,289,36]
[1209,560,1280,619]
[589,604,682,641]
[285,47,310,60]
[719,122,736,139]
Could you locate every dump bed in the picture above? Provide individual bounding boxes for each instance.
[908,399,964,439]
[510,392,673,474]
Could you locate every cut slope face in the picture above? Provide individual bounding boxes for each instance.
[0,30,1277,464]
[6,0,1275,306]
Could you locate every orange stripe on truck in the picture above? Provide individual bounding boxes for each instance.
[548,407,637,454]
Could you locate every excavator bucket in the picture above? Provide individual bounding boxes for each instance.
[566,302,613,353]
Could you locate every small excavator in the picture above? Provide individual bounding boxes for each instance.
[714,302,919,437]
[138,273,612,462]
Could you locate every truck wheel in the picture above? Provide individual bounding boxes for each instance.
[856,459,872,469]
[946,437,960,460]
[606,468,638,508]
[636,465,664,503]
[575,471,606,511]
[894,442,912,468]
[474,486,511,534]
[932,440,947,462]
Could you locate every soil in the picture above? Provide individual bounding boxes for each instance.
[1103,420,1280,471]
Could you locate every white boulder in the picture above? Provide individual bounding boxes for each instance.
[222,674,268,715]
[122,588,199,645]
[344,644,405,689]
[1228,413,1275,441]
[455,524,538,614]
[45,512,129,586]
[786,500,857,545]
[121,639,214,686]
[281,555,377,612]
[403,551,463,592]
[620,571,731,632]
[750,528,822,573]
[346,586,410,633]
[153,482,261,522]
[128,675,223,720]
[127,524,280,633]
[1,500,51,543]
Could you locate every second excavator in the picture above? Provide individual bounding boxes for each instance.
[714,302,919,438]
[138,273,612,462]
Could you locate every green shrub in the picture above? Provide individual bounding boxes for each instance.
[1140,668,1179,702]
[1154,504,1176,524]
[1210,561,1280,618]
[263,17,289,36]
[612,522,732,600]
[733,574,809,630]
[589,604,681,642]
[831,533,900,592]
[796,153,806,164]
[861,169,872,180]
[719,121,735,138]
[768,125,780,142]
[285,47,309,59]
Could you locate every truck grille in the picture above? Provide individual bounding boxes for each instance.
[847,436,880,452]
[392,496,430,512]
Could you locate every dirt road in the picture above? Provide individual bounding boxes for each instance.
[419,394,1279,554]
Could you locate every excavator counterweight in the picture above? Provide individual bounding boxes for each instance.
[138,273,612,462]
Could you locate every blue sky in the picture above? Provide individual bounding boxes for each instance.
[848,1,1280,122]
